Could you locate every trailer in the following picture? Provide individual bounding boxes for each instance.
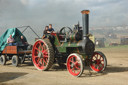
[0,26,39,66]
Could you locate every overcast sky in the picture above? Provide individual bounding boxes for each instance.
[0,0,128,29]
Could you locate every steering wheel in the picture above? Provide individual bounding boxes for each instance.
[59,27,73,35]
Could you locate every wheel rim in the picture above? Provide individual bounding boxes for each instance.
[90,52,105,72]
[67,55,82,76]
[32,40,49,70]
[12,58,16,64]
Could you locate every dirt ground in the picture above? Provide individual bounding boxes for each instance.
[0,47,128,85]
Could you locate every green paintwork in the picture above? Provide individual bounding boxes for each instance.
[54,34,60,46]
[56,42,80,53]
[45,33,89,59]
[53,33,79,53]
[53,33,82,53]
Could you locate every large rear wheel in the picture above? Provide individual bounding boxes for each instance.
[32,39,54,71]
[0,55,6,65]
[67,53,84,77]
[90,51,107,72]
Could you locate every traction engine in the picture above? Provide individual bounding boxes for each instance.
[32,10,107,77]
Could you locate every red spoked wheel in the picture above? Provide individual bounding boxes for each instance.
[32,39,54,71]
[67,53,84,77]
[90,51,107,72]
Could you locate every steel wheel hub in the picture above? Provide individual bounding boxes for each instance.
[96,60,101,64]
[38,52,43,58]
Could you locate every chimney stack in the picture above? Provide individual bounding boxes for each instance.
[81,10,90,38]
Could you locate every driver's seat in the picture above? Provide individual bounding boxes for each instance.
[57,33,67,42]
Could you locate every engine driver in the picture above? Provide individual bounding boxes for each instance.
[47,24,55,33]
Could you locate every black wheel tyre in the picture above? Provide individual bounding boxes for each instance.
[0,55,6,65]
[12,55,19,67]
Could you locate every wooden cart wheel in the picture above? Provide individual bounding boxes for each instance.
[90,51,107,72]
[32,39,54,71]
[0,55,6,65]
[12,55,19,67]
[66,53,84,77]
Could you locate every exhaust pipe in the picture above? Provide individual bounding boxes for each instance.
[81,10,90,38]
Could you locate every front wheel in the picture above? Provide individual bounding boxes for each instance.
[12,55,19,67]
[66,53,84,77]
[0,55,6,65]
[90,51,107,72]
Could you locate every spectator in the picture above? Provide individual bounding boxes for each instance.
[7,35,17,46]
[20,36,28,50]
[20,36,28,45]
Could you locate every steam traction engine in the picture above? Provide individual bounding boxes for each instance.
[32,10,107,77]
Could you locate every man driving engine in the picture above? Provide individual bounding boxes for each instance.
[47,24,55,33]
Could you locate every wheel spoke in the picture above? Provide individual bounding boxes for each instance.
[45,58,48,63]
[99,65,103,69]
[99,56,102,60]
[35,47,40,52]
[97,64,101,68]
[96,64,99,69]
[36,57,40,64]
[71,67,75,73]
[40,43,44,51]
[101,64,104,67]
[40,58,43,64]
[42,60,45,66]
[38,63,41,67]
[42,44,46,51]
[42,49,48,54]
[39,42,42,47]
[101,59,104,61]
[43,58,47,65]
[43,54,48,58]
[94,55,97,59]
[75,65,80,70]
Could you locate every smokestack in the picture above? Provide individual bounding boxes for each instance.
[81,10,90,38]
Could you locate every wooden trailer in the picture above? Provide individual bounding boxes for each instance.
[0,45,32,66]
